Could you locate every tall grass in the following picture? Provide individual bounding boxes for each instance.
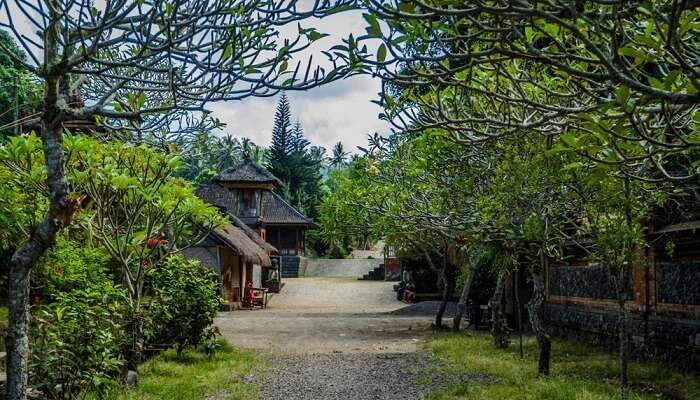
[89,340,262,400]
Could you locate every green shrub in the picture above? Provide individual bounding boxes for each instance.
[33,237,116,297]
[146,255,222,356]
[30,284,128,399]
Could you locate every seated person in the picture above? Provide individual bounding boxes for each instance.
[404,281,416,303]
[396,281,406,301]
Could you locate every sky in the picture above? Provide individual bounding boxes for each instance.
[208,10,390,153]
[209,75,388,153]
[1,3,390,153]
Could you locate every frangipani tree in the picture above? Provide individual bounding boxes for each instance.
[565,161,664,397]
[350,4,697,393]
[322,130,497,328]
[1,133,226,368]
[0,0,357,396]
[355,1,700,181]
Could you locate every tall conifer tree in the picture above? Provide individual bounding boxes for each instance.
[267,93,293,185]
[266,94,324,219]
[291,120,310,152]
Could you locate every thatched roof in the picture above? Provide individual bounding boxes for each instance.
[210,223,272,267]
[229,214,278,254]
[213,158,282,186]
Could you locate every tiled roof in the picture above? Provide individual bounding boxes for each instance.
[213,159,281,185]
[196,183,315,227]
[196,184,236,213]
[262,191,317,226]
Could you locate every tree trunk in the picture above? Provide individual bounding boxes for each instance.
[420,246,452,330]
[515,267,524,358]
[491,275,509,348]
[434,269,450,329]
[6,68,74,399]
[124,299,145,370]
[528,269,551,375]
[5,264,30,400]
[453,256,479,332]
[453,267,474,332]
[617,261,631,399]
[619,177,633,399]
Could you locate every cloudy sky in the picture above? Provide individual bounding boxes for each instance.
[209,74,388,153]
[2,3,388,153]
[209,10,389,153]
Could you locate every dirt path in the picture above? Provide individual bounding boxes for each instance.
[216,277,433,354]
[215,277,454,399]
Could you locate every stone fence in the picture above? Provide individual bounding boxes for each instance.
[300,258,383,278]
[545,228,700,368]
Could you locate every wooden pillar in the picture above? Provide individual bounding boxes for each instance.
[295,228,299,256]
[240,257,246,288]
[215,247,223,297]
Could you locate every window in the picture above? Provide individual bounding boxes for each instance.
[239,190,258,217]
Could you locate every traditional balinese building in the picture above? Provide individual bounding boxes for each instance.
[196,158,317,277]
[184,222,274,309]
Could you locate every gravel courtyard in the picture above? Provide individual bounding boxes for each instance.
[215,277,455,399]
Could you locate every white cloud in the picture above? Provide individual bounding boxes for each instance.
[209,74,388,153]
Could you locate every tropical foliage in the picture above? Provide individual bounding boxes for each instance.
[0,134,226,398]
[320,125,679,387]
[179,131,266,184]
[316,3,700,396]
[147,255,222,357]
[0,29,41,139]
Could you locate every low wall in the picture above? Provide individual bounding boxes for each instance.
[302,258,383,278]
[545,303,700,368]
[350,250,383,259]
[545,246,700,368]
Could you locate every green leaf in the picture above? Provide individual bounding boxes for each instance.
[559,133,579,148]
[308,30,329,42]
[399,2,415,13]
[615,85,630,105]
[364,13,382,37]
[377,44,387,63]
[222,44,233,60]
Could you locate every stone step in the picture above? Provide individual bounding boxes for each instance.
[280,256,301,278]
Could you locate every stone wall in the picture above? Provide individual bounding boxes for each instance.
[656,261,700,305]
[545,250,700,367]
[302,258,383,278]
[548,265,618,300]
[545,303,700,367]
